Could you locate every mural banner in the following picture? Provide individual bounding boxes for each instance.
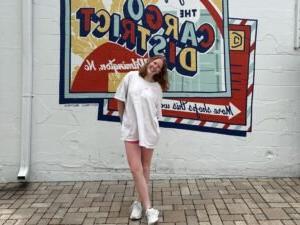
[98,18,258,136]
[59,0,258,135]
[60,0,232,103]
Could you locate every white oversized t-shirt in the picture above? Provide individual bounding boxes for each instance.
[114,71,163,149]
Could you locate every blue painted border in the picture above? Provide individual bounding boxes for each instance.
[59,0,66,104]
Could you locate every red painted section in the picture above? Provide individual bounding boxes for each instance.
[162,24,251,125]
[71,42,146,92]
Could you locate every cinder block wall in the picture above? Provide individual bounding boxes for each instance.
[0,0,299,182]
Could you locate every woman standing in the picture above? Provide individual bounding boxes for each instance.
[114,55,168,224]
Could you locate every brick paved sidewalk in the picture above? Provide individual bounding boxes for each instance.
[0,178,299,225]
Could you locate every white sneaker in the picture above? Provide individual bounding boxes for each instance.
[146,208,159,225]
[130,201,142,220]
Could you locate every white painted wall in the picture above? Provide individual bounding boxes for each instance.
[0,0,21,182]
[0,0,299,182]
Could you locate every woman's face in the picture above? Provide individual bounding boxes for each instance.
[146,58,164,77]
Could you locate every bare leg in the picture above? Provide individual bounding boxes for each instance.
[141,147,154,185]
[137,147,154,205]
[125,142,151,209]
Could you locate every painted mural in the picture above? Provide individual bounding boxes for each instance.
[60,0,258,136]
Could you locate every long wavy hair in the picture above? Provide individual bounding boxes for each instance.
[139,55,169,91]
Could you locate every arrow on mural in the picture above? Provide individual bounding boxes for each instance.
[162,99,241,120]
